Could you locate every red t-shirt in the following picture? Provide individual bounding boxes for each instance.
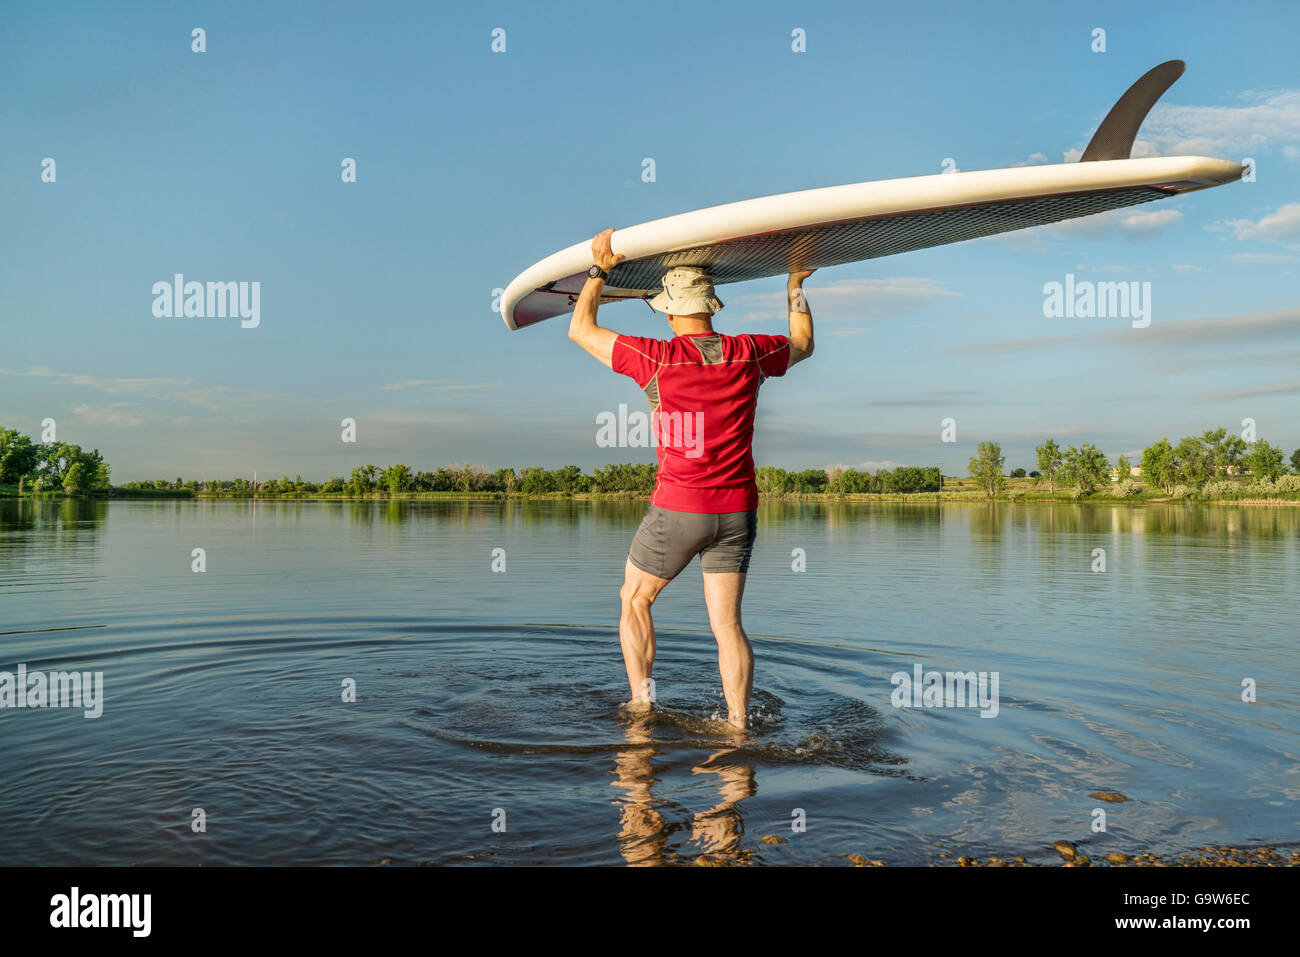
[611,332,790,513]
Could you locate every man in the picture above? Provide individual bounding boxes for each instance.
[569,228,815,730]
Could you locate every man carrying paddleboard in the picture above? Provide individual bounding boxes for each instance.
[568,228,815,730]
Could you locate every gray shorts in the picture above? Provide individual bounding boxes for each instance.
[627,505,758,580]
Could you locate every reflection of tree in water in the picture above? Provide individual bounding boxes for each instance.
[759,501,947,530]
[273,498,1300,547]
[0,497,108,549]
[948,499,1300,543]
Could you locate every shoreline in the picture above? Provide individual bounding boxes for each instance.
[708,843,1300,868]
[3,488,1298,506]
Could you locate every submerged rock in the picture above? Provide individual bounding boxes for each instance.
[1052,840,1078,861]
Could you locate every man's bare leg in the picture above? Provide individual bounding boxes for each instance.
[619,558,671,707]
[702,572,752,729]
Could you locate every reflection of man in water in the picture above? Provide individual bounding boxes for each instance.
[688,749,757,859]
[569,229,816,729]
[611,718,667,866]
[611,717,757,866]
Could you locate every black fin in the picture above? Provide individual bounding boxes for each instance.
[1081,60,1185,162]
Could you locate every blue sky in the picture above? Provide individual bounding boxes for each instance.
[2,0,1297,481]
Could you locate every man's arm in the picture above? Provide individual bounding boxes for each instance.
[568,228,626,369]
[786,269,816,369]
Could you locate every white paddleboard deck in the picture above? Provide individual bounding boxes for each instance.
[501,60,1244,331]
[501,155,1241,330]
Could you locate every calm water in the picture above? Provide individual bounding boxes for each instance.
[1,497,1297,866]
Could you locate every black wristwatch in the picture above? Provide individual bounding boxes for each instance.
[588,264,608,281]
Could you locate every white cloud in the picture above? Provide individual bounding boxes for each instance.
[0,367,273,412]
[380,379,496,392]
[1139,89,1300,157]
[731,277,959,323]
[1228,252,1300,264]
[71,403,148,428]
[1200,380,1300,402]
[946,306,1300,357]
[1116,208,1184,235]
[1055,89,1300,169]
[1127,139,1164,159]
[994,206,1184,250]
[1219,203,1300,243]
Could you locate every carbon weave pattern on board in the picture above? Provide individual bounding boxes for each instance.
[604,187,1164,290]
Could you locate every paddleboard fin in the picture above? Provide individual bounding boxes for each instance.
[1081,59,1185,162]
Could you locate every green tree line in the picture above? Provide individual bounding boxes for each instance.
[119,462,661,496]
[757,465,943,494]
[9,422,1300,501]
[0,427,111,495]
[965,427,1300,500]
[120,463,948,497]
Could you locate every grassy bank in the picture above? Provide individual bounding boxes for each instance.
[3,482,1296,505]
[171,488,1300,505]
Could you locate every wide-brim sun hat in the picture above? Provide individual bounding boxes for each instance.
[649,265,724,316]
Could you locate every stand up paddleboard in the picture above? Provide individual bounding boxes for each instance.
[500,60,1243,331]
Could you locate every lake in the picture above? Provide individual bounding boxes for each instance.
[1,497,1296,865]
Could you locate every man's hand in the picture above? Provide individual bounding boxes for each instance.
[568,228,624,369]
[786,269,815,369]
[592,228,625,274]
